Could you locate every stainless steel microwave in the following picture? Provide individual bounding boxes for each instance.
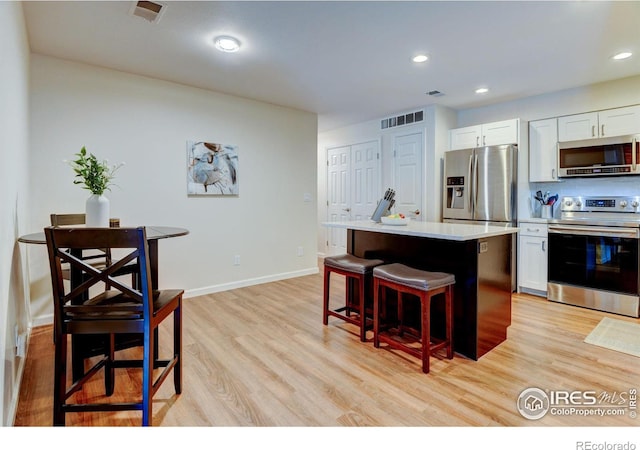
[558,134,640,177]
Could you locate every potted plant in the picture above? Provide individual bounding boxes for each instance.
[68,146,124,227]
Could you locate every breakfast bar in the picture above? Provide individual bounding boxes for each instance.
[323,220,518,360]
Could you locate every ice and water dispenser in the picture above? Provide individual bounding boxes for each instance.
[446,176,466,209]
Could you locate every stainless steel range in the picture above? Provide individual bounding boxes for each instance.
[547,196,640,317]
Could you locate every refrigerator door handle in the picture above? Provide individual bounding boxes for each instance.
[468,154,474,213]
[472,153,479,216]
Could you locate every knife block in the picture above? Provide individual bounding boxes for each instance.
[371,198,392,222]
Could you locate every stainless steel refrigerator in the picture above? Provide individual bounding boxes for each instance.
[442,144,517,225]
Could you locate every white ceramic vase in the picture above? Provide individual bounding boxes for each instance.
[85,194,110,227]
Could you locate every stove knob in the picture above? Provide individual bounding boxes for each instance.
[575,200,582,207]
[620,200,628,208]
[632,201,639,208]
[564,199,573,207]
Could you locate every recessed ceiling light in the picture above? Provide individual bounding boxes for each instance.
[475,87,489,94]
[413,54,428,63]
[214,35,241,53]
[612,52,632,60]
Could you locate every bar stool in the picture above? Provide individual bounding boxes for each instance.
[323,254,385,342]
[372,263,455,373]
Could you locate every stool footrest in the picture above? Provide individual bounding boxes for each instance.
[326,310,371,329]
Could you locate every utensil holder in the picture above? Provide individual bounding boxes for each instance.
[541,204,553,219]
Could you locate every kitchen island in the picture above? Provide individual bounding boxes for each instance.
[323,220,518,360]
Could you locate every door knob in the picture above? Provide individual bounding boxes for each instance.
[343,208,351,212]
[413,209,420,215]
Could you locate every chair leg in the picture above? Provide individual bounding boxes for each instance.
[53,333,67,426]
[358,274,367,342]
[421,294,431,374]
[373,278,380,348]
[142,329,153,426]
[322,267,330,326]
[174,299,183,394]
[446,286,454,359]
[397,291,404,336]
[105,333,115,396]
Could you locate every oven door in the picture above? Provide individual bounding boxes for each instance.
[547,224,640,317]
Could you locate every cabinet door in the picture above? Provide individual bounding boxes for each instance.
[598,105,640,137]
[482,119,519,146]
[449,125,481,150]
[529,118,558,182]
[558,112,598,141]
[518,235,548,293]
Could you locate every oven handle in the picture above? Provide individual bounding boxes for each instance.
[548,225,640,239]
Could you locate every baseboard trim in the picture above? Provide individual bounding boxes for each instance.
[184,267,320,298]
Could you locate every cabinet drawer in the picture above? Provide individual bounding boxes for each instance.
[519,222,548,237]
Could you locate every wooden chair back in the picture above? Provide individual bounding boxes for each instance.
[45,226,152,334]
[50,213,87,227]
[50,213,112,266]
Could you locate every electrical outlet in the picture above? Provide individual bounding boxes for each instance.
[297,246,304,257]
[233,255,241,265]
[16,334,26,358]
[15,325,26,357]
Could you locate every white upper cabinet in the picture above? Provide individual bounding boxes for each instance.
[482,119,519,146]
[557,112,598,141]
[449,125,482,150]
[529,118,559,182]
[449,119,518,150]
[598,105,640,137]
[558,105,640,141]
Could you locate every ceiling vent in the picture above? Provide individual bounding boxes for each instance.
[427,90,445,97]
[380,110,424,130]
[129,1,166,23]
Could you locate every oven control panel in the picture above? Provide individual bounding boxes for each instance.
[561,196,640,213]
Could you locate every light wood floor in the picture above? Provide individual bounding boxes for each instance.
[13,267,640,427]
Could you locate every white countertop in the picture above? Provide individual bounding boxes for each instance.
[322,220,518,241]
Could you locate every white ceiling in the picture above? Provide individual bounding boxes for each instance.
[22,1,640,132]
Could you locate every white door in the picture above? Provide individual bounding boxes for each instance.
[327,146,350,255]
[393,132,423,220]
[350,141,380,221]
[326,141,380,255]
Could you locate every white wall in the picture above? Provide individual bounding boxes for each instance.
[0,2,31,426]
[27,54,319,326]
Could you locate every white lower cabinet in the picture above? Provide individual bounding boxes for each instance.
[518,221,548,295]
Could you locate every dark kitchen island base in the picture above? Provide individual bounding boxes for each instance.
[348,229,513,360]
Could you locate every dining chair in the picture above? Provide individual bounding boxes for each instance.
[50,213,139,286]
[44,226,183,426]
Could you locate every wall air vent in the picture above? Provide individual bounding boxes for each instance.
[380,110,424,130]
[427,90,445,97]
[129,1,166,23]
